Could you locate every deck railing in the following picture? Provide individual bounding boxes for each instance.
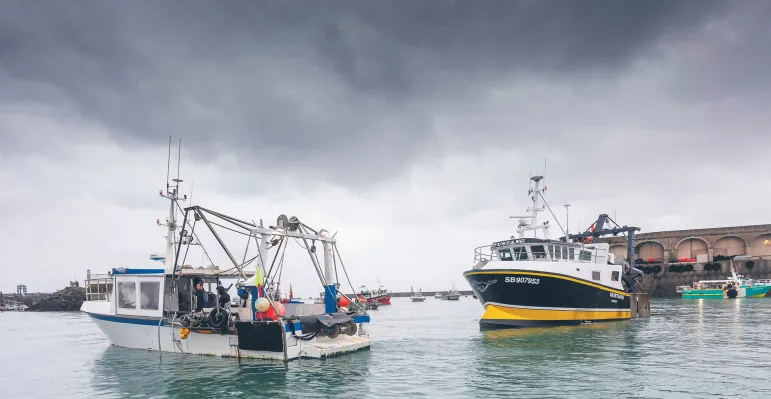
[85,270,112,301]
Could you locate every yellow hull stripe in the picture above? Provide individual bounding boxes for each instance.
[465,270,629,297]
[482,304,630,322]
[748,293,768,298]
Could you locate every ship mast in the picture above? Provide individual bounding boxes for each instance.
[511,175,551,239]
[157,138,187,273]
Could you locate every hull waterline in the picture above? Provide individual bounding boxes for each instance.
[85,312,372,361]
[681,285,771,299]
[465,269,631,329]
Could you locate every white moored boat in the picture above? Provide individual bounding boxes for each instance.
[80,140,371,361]
[440,285,461,301]
[463,175,650,328]
[410,287,426,302]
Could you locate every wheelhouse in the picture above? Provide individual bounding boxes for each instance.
[477,238,611,265]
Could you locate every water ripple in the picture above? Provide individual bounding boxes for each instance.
[1,298,770,398]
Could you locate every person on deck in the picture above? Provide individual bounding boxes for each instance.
[193,278,210,312]
[622,263,634,293]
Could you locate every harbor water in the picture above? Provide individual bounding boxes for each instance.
[1,297,769,398]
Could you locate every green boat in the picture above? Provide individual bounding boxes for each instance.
[676,263,771,299]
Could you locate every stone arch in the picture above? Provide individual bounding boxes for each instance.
[713,235,748,258]
[635,241,664,261]
[751,233,771,257]
[609,245,628,260]
[675,237,709,260]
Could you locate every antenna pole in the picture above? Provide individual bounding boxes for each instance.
[564,204,570,240]
[166,136,171,188]
[177,138,181,181]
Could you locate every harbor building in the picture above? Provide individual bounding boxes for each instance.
[600,224,771,263]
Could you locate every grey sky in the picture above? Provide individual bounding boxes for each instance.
[1,1,770,295]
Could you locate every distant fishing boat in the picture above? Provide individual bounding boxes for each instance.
[440,285,461,301]
[358,281,392,305]
[676,260,771,299]
[410,287,426,302]
[434,292,443,299]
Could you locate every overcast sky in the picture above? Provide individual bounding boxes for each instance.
[2,1,770,295]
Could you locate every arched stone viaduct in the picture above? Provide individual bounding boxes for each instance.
[599,224,771,263]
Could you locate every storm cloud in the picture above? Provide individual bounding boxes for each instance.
[1,0,743,185]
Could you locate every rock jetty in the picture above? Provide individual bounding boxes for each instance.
[28,287,86,311]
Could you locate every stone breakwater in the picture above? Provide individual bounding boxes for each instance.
[638,259,770,297]
[27,287,86,311]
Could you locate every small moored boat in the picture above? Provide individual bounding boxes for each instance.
[440,285,461,301]
[410,287,426,302]
[676,261,771,299]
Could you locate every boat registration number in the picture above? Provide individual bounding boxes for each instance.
[505,277,540,284]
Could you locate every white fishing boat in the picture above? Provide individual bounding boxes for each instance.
[440,285,461,301]
[410,287,426,302]
[80,139,371,361]
[434,292,443,299]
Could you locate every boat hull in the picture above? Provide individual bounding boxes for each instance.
[84,311,371,361]
[464,269,631,328]
[681,285,771,299]
[375,296,391,305]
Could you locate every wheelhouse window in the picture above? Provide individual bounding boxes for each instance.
[499,249,513,261]
[513,246,528,261]
[118,282,136,309]
[552,245,562,260]
[531,245,547,259]
[140,281,160,310]
[579,250,592,262]
[568,247,575,260]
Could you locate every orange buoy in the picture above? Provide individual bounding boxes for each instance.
[266,306,278,320]
[338,296,350,307]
